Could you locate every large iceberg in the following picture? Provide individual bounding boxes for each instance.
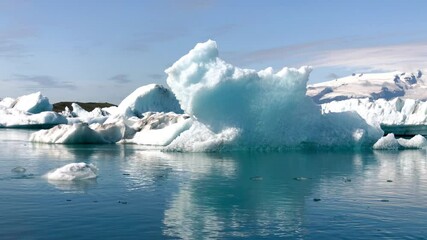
[164,40,382,151]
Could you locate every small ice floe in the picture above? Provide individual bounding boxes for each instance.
[343,177,352,182]
[293,177,310,181]
[249,176,263,181]
[373,133,427,150]
[45,162,98,181]
[11,166,26,173]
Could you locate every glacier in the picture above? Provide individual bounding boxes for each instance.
[307,71,427,104]
[307,70,427,142]
[321,97,427,126]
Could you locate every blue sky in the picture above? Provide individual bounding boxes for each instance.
[1,0,427,103]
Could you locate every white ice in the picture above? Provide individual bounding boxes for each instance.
[321,97,427,126]
[28,83,189,144]
[124,112,193,146]
[373,133,427,150]
[165,40,382,151]
[307,70,426,104]
[64,103,110,125]
[116,84,183,118]
[30,123,124,144]
[29,40,427,151]
[45,162,98,181]
[13,92,52,113]
[0,92,66,128]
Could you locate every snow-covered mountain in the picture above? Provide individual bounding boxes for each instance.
[307,70,427,104]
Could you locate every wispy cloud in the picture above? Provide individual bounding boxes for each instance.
[234,38,347,66]
[307,41,427,72]
[0,27,37,58]
[205,24,236,37]
[171,0,216,11]
[232,34,425,72]
[4,75,77,90]
[109,74,131,84]
[0,27,37,40]
[147,73,164,81]
[0,41,28,58]
[123,29,188,52]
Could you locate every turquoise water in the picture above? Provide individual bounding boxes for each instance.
[1,129,427,239]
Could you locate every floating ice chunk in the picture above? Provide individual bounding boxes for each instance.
[13,92,52,114]
[90,122,127,143]
[117,84,183,118]
[0,97,16,108]
[127,116,193,146]
[11,166,26,173]
[373,134,401,150]
[165,121,240,152]
[373,133,427,150]
[45,163,98,181]
[102,106,119,116]
[0,92,64,128]
[397,134,427,149]
[30,123,116,144]
[0,110,67,128]
[63,103,109,125]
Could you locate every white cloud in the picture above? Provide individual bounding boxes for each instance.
[308,41,427,72]
[3,75,77,90]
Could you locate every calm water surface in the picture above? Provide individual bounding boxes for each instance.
[0,129,426,239]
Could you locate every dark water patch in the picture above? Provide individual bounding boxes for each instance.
[11,166,26,173]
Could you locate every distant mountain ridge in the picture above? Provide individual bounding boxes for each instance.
[53,102,116,112]
[307,70,427,104]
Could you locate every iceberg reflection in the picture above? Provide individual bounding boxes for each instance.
[161,152,351,239]
[47,179,98,193]
[160,150,427,239]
